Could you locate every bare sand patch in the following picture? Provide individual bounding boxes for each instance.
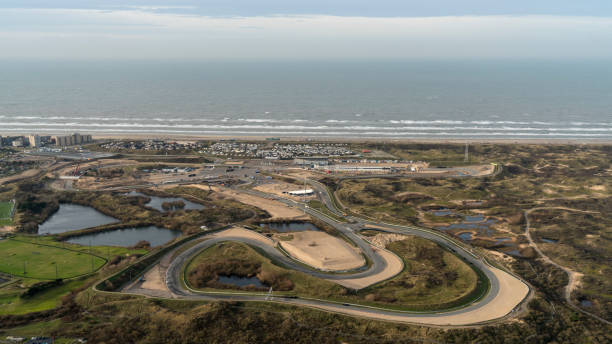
[141,265,168,291]
[279,231,364,271]
[199,185,305,219]
[333,246,404,289]
[590,185,606,191]
[0,225,16,233]
[254,181,316,201]
[212,226,274,246]
[487,249,516,264]
[368,233,409,248]
[0,168,40,185]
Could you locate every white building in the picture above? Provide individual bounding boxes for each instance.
[28,134,41,147]
[288,189,314,196]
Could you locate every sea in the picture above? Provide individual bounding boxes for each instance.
[1,60,611,139]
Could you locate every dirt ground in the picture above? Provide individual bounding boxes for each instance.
[141,265,168,291]
[212,226,275,246]
[0,168,40,185]
[367,233,409,248]
[254,181,316,201]
[279,231,365,271]
[198,185,306,219]
[333,246,404,289]
[0,225,16,233]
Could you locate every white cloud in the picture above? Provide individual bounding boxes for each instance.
[1,8,611,59]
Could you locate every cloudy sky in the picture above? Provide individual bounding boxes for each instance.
[1,1,611,60]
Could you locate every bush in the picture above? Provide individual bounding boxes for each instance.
[21,279,63,298]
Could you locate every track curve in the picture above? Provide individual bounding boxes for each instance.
[127,173,530,326]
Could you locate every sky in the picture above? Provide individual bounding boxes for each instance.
[1,1,611,60]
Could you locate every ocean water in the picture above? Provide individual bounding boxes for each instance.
[1,60,611,139]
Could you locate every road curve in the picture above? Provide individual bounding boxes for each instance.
[129,173,530,326]
[163,226,528,326]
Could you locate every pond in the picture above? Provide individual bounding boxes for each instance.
[494,237,513,246]
[38,204,119,235]
[457,232,473,241]
[67,225,181,247]
[464,215,485,222]
[580,300,593,307]
[436,217,496,231]
[218,275,266,288]
[541,238,558,244]
[261,222,321,232]
[432,209,452,216]
[127,191,204,212]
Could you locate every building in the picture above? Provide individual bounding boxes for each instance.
[28,134,41,147]
[293,156,329,166]
[53,133,93,146]
[288,189,314,196]
[11,138,24,147]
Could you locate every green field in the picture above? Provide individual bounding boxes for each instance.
[0,238,106,279]
[0,279,85,315]
[0,201,14,226]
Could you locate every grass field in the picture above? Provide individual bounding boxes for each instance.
[0,279,85,315]
[0,201,14,226]
[0,238,106,279]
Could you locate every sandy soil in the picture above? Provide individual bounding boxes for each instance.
[0,225,16,233]
[254,181,316,201]
[141,265,168,291]
[368,233,409,248]
[487,249,516,264]
[279,231,365,271]
[316,265,529,325]
[0,168,40,185]
[198,185,306,219]
[589,185,606,191]
[212,226,275,246]
[284,169,325,180]
[333,247,404,289]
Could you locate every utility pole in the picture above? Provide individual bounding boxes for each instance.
[464,142,469,162]
[23,261,26,275]
[55,263,58,279]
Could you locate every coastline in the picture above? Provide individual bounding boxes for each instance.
[1,131,611,145]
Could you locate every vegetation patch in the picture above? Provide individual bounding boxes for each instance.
[352,237,481,310]
[0,238,105,279]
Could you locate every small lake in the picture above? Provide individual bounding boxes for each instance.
[261,222,321,232]
[127,191,204,212]
[67,225,181,247]
[494,237,513,246]
[464,215,485,222]
[458,232,473,241]
[38,204,119,235]
[580,300,593,307]
[541,238,558,244]
[432,209,452,216]
[218,275,266,288]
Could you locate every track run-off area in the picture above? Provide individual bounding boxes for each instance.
[106,169,530,327]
